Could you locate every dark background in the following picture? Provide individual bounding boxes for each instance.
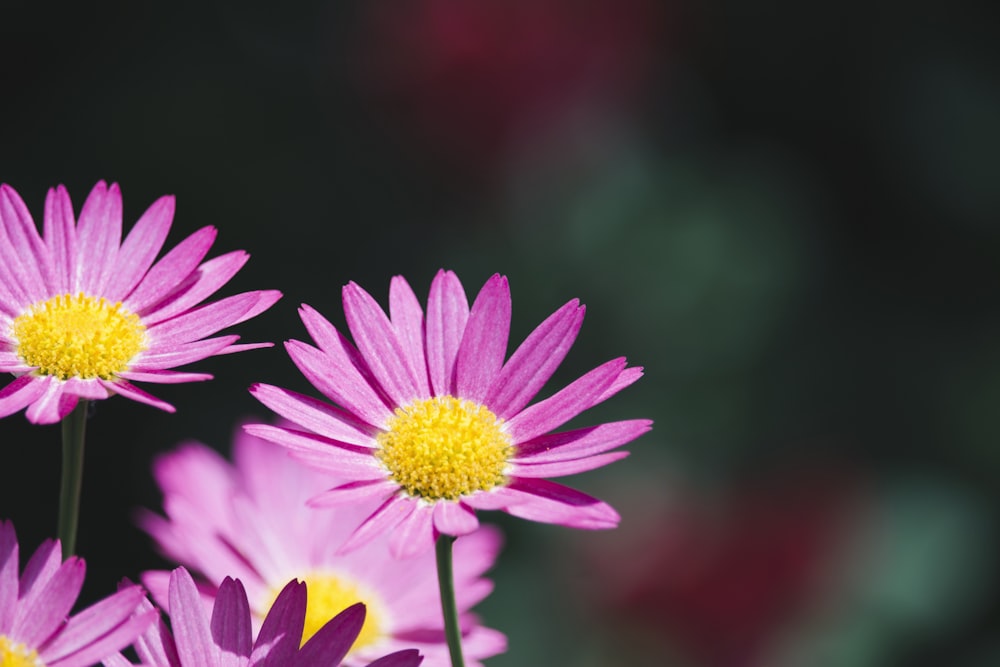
[2,1,999,665]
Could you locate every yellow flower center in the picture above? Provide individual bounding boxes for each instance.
[265,573,383,650]
[0,636,44,667]
[376,395,511,501]
[12,293,147,380]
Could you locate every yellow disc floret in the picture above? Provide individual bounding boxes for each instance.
[376,395,511,501]
[265,572,383,650]
[0,635,44,667]
[12,293,147,380]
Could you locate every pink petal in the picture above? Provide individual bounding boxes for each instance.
[597,365,644,402]
[146,291,280,346]
[249,383,376,447]
[454,274,510,403]
[210,578,253,666]
[99,379,175,412]
[61,377,111,400]
[131,336,239,370]
[125,226,217,314]
[432,501,480,537]
[0,184,52,301]
[366,649,423,667]
[306,479,398,508]
[509,451,629,478]
[389,503,436,558]
[389,275,431,397]
[343,281,420,406]
[104,194,174,302]
[14,557,85,646]
[43,185,78,294]
[425,269,469,396]
[24,380,77,424]
[76,181,122,294]
[284,339,392,428]
[42,585,149,665]
[118,370,213,384]
[337,495,416,554]
[460,488,529,511]
[0,520,19,630]
[0,351,31,374]
[140,250,250,326]
[513,419,652,462]
[0,375,51,420]
[484,300,584,419]
[504,357,628,444]
[502,478,620,529]
[169,568,218,667]
[242,424,383,478]
[18,538,61,601]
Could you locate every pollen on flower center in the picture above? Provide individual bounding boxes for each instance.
[265,573,383,650]
[376,395,511,501]
[0,635,44,667]
[12,293,147,380]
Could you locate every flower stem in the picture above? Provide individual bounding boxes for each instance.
[57,400,88,559]
[436,534,466,667]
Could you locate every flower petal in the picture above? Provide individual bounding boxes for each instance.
[389,504,435,559]
[76,181,122,294]
[0,184,52,301]
[24,379,77,424]
[484,300,584,419]
[169,568,219,667]
[0,520,20,631]
[513,419,652,462]
[501,478,620,529]
[140,251,251,326]
[389,275,430,397]
[298,603,365,667]
[104,195,174,302]
[249,383,377,448]
[146,291,280,347]
[251,580,304,667]
[99,379,175,413]
[337,495,416,554]
[242,424,383,478]
[454,274,510,403]
[343,281,420,406]
[432,502,480,537]
[14,557,85,646]
[0,375,51,420]
[509,451,629,478]
[42,585,150,666]
[118,370,214,384]
[210,578,253,667]
[42,185,77,294]
[130,336,239,371]
[306,479,398,508]
[425,270,469,397]
[124,226,217,314]
[366,649,424,667]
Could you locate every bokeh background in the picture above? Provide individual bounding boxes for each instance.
[2,1,999,665]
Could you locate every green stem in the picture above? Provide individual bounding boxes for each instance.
[436,534,466,667]
[57,400,88,559]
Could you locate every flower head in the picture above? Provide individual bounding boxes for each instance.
[103,568,423,667]
[247,270,650,557]
[0,519,155,667]
[138,425,505,667]
[0,181,281,423]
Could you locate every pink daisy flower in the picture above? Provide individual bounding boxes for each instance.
[0,519,156,667]
[104,567,422,667]
[0,181,281,423]
[138,425,505,667]
[247,270,650,557]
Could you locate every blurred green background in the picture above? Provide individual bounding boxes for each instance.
[2,1,999,665]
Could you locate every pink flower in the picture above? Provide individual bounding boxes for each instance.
[139,425,505,667]
[0,519,155,667]
[247,270,650,558]
[104,568,422,667]
[0,181,281,423]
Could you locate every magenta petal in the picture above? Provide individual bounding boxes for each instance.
[510,451,630,478]
[298,603,365,667]
[99,379,175,412]
[425,269,469,397]
[14,557,85,646]
[132,336,238,370]
[169,567,218,667]
[140,251,250,326]
[42,185,78,294]
[504,357,627,444]
[249,383,377,448]
[242,424,383,478]
[18,538,61,601]
[0,520,19,630]
[41,586,148,665]
[513,420,653,462]
[343,281,420,406]
[596,365,644,403]
[0,375,51,421]
[432,502,480,537]
[0,184,53,301]
[389,275,431,397]
[61,377,110,400]
[338,496,416,554]
[125,226,217,314]
[146,292,278,346]
[484,300,584,419]
[389,504,435,559]
[502,478,620,529]
[103,194,174,302]
[25,380,77,424]
[118,370,213,384]
[366,649,424,667]
[76,181,122,294]
[251,580,304,667]
[284,339,392,428]
[454,274,510,403]
[210,578,253,667]
[306,479,398,508]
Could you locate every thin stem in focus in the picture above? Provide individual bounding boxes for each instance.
[58,400,89,559]
[436,534,466,667]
